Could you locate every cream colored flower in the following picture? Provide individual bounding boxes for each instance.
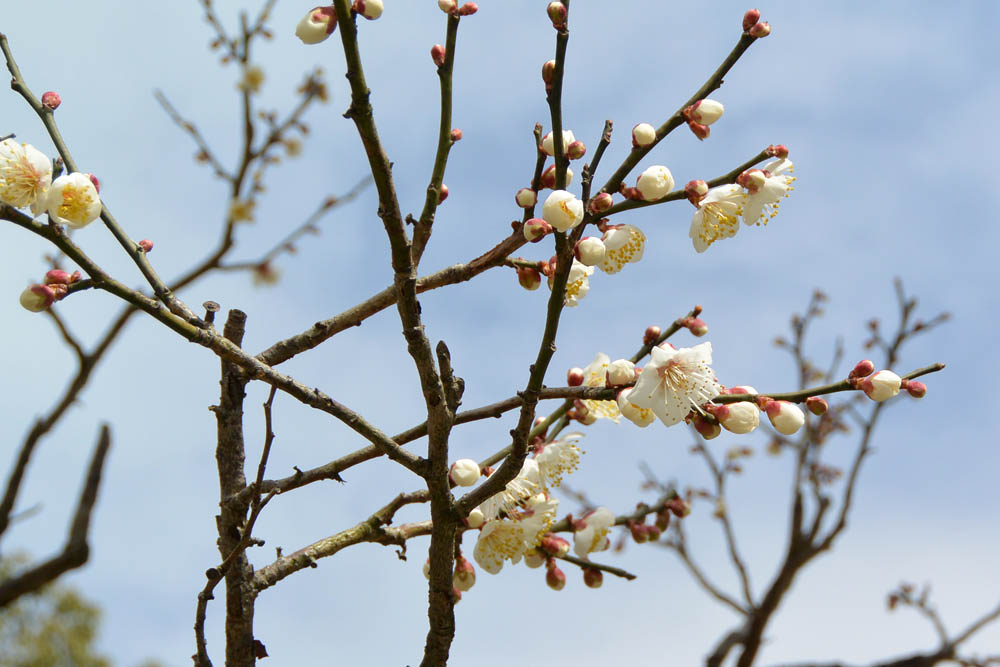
[689,184,743,253]
[534,433,583,488]
[599,224,645,273]
[0,139,51,213]
[573,507,615,558]
[580,353,620,422]
[45,173,102,228]
[627,342,721,427]
[742,158,794,227]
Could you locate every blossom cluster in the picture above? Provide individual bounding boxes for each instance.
[0,139,102,229]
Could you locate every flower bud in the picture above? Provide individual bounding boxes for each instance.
[541,60,556,86]
[715,402,760,434]
[541,130,576,157]
[692,414,721,440]
[850,359,876,379]
[44,270,72,285]
[19,284,55,312]
[805,396,828,415]
[862,370,901,402]
[629,522,648,543]
[749,21,771,37]
[606,359,635,387]
[522,217,552,242]
[655,510,670,531]
[457,2,478,16]
[737,168,766,193]
[575,237,606,267]
[666,497,691,518]
[588,192,613,215]
[540,534,570,557]
[41,91,61,110]
[742,8,761,32]
[353,0,383,20]
[515,188,537,208]
[764,400,805,435]
[465,506,485,529]
[687,121,710,140]
[643,325,661,346]
[452,587,462,603]
[295,7,337,44]
[567,367,585,387]
[541,190,584,231]
[449,459,481,487]
[450,128,463,142]
[686,99,725,126]
[635,165,674,201]
[583,567,603,589]
[524,551,546,569]
[684,179,709,204]
[138,239,154,253]
[766,144,789,159]
[439,0,457,12]
[87,173,101,194]
[516,266,542,291]
[545,563,566,591]
[904,380,927,398]
[566,140,587,160]
[632,122,656,148]
[423,559,431,580]
[453,557,476,591]
[546,2,567,27]
[727,385,758,396]
[713,500,727,518]
[431,44,446,67]
[685,317,708,337]
[437,184,449,203]
[539,164,574,189]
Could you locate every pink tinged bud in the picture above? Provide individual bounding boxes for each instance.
[295,7,337,44]
[693,414,721,440]
[541,190,584,231]
[719,401,760,434]
[523,217,552,242]
[686,99,725,126]
[588,192,613,215]
[41,91,61,110]
[743,8,761,32]
[643,325,661,346]
[44,270,72,285]
[453,557,476,591]
[87,173,101,194]
[737,168,766,193]
[686,317,708,337]
[515,188,537,208]
[684,179,709,205]
[465,506,485,529]
[904,380,927,398]
[540,130,576,157]
[765,400,805,435]
[583,567,603,589]
[862,370,902,402]
[353,0,383,20]
[767,144,789,159]
[606,359,635,387]
[437,184,449,203]
[19,284,55,312]
[545,564,566,591]
[546,1,567,27]
[452,587,462,603]
[524,551,546,568]
[567,367,585,387]
[667,497,691,518]
[687,120,710,140]
[629,522,648,543]
[850,359,876,379]
[457,2,478,16]
[749,21,771,37]
[438,0,458,12]
[138,239,154,253]
[541,60,556,86]
[539,164,574,189]
[449,459,481,487]
[805,396,828,415]
[635,165,675,201]
[575,237,606,267]
[566,140,586,160]
[516,266,542,291]
[431,44,447,67]
[632,122,656,148]
[727,385,758,395]
[540,534,570,557]
[450,128,463,142]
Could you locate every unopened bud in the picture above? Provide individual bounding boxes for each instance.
[449,459,481,487]
[685,179,709,204]
[575,237,606,266]
[546,1,567,27]
[685,317,708,337]
[452,587,462,603]
[541,130,576,157]
[438,0,458,12]
[539,164,574,189]
[850,359,876,379]
[904,380,927,398]
[566,140,586,160]
[764,400,805,435]
[766,143,789,158]
[431,44,446,67]
[588,192,613,215]
[540,534,570,557]
[606,359,635,387]
[464,507,485,529]
[655,510,670,531]
[353,0,383,20]
[453,557,476,591]
[742,8,761,32]
[138,239,154,253]
[805,396,828,415]
[457,2,478,16]
[44,270,72,285]
[541,60,556,86]
[686,99,724,126]
[714,402,760,434]
[523,217,552,242]
[749,21,771,37]
[516,266,542,291]
[583,567,603,589]
[737,168,766,192]
[862,370,901,402]
[632,122,656,148]
[666,497,690,518]
[450,128,463,142]
[295,6,337,44]
[687,120,710,140]
[41,91,61,110]
[19,284,55,312]
[635,165,675,201]
[437,184,449,203]
[515,188,537,208]
[643,325,661,346]
[567,367,585,387]
[545,563,566,590]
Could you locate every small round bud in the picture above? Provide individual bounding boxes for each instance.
[632,122,656,148]
[667,497,691,518]
[635,165,675,201]
[450,128,463,142]
[850,359,876,379]
[430,44,447,67]
[19,284,55,312]
[766,144,789,159]
[539,164,574,189]
[516,266,542,291]
[439,0,458,12]
[749,21,771,37]
[515,188,537,208]
[138,239,154,253]
[685,317,708,337]
[737,168,766,193]
[587,192,613,215]
[545,564,566,591]
[764,400,805,435]
[716,402,760,434]
[606,359,635,387]
[567,367,585,387]
[540,534,570,557]
[453,557,476,592]
[524,551,546,569]
[540,130,576,157]
[546,1,567,27]
[449,459,481,487]
[686,99,725,126]
[643,325,661,346]
[522,217,552,242]
[44,270,72,285]
[566,140,586,160]
[575,237,606,267]
[353,0,383,20]
[41,91,61,110]
[457,2,478,16]
[684,179,709,204]
[541,190,584,231]
[541,60,556,86]
[693,414,721,440]
[742,8,761,32]
[437,184,449,203]
[805,396,828,415]
[583,567,603,589]
[904,380,927,398]
[862,370,901,402]
[465,507,485,529]
[687,120,710,140]
[295,6,337,44]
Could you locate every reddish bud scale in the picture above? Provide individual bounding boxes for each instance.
[688,120,710,140]
[766,143,789,158]
[643,325,661,346]
[566,140,586,160]
[546,564,566,591]
[450,128,463,142]
[44,270,72,285]
[805,396,828,415]
[437,184,449,203]
[667,497,691,518]
[138,239,154,253]
[541,60,556,85]
[904,380,927,398]
[588,192,613,215]
[629,522,647,543]
[87,174,101,193]
[684,180,709,205]
[685,317,708,336]
[457,2,478,15]
[742,8,761,32]
[41,91,61,110]
[749,21,771,37]
[516,266,541,291]
[583,568,603,589]
[546,1,567,28]
[850,359,876,379]
[431,44,446,67]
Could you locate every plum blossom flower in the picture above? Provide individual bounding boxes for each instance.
[541,189,583,231]
[473,519,527,574]
[635,165,674,201]
[0,139,52,214]
[45,173,102,228]
[741,158,795,227]
[540,130,576,157]
[479,458,541,521]
[689,183,744,253]
[599,224,645,274]
[617,387,655,427]
[553,259,593,307]
[534,432,583,488]
[862,370,901,402]
[627,342,721,427]
[573,507,615,558]
[580,353,620,422]
[517,494,559,549]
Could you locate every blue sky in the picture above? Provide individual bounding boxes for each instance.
[2,2,998,665]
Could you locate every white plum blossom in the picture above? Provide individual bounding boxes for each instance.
[742,158,794,227]
[354,0,383,20]
[295,6,337,44]
[449,458,481,487]
[573,507,615,558]
[689,183,744,253]
[541,189,584,232]
[687,99,725,125]
[517,494,559,549]
[635,165,674,201]
[719,401,760,434]
[473,519,527,574]
[862,370,902,402]
[617,387,655,427]
[534,432,583,488]
[600,224,645,274]
[465,506,485,529]
[765,400,805,435]
[627,342,722,427]
[540,130,576,157]
[45,173,102,228]
[479,458,541,521]
[606,359,635,386]
[632,122,657,147]
[580,353,620,422]
[576,237,606,267]
[558,259,593,307]
[0,139,52,214]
